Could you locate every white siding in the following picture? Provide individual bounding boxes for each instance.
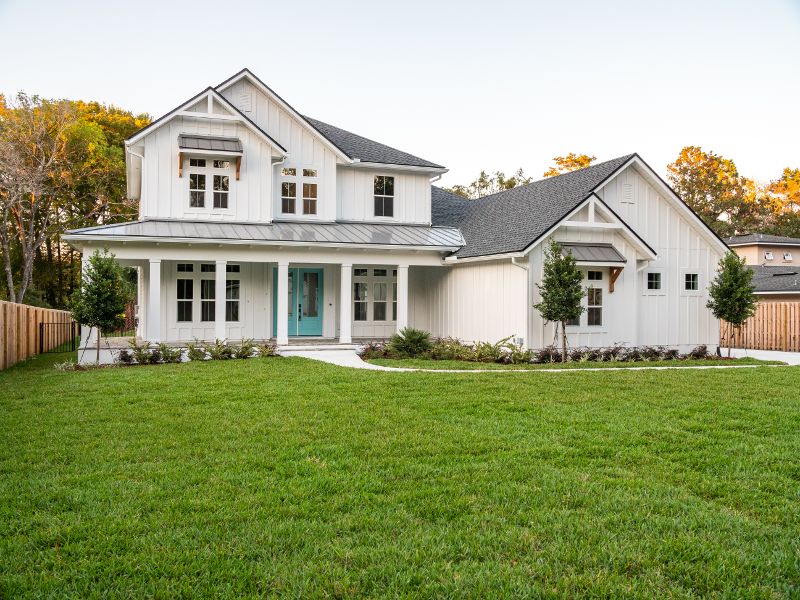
[337,167,432,224]
[412,260,527,344]
[140,116,273,223]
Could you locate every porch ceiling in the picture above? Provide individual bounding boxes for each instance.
[64,219,465,251]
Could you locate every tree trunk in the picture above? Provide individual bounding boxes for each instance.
[96,328,100,364]
[560,320,568,363]
[727,322,732,358]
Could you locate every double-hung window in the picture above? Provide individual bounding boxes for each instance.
[189,171,205,207]
[226,280,240,322]
[177,278,193,322]
[374,176,394,217]
[281,167,319,216]
[354,282,368,321]
[373,282,387,320]
[281,182,296,214]
[188,158,232,210]
[303,183,317,215]
[213,174,229,209]
[200,265,215,321]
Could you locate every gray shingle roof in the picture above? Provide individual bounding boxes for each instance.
[726,233,800,246]
[749,265,800,293]
[560,242,626,263]
[64,219,463,250]
[432,154,636,258]
[303,116,445,170]
[178,134,243,153]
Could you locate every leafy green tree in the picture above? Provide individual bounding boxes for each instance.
[542,153,596,177]
[707,252,757,357]
[70,249,134,363]
[534,240,585,361]
[446,168,533,199]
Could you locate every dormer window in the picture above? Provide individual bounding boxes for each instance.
[784,252,793,261]
[374,176,394,218]
[765,251,774,261]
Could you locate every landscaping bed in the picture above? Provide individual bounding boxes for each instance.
[368,356,781,370]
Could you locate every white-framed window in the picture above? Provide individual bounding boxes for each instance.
[303,168,317,177]
[303,183,317,215]
[784,252,793,261]
[281,167,297,176]
[685,273,699,291]
[281,182,296,214]
[643,269,666,296]
[201,280,215,321]
[567,269,604,328]
[225,279,240,322]
[374,176,394,217]
[765,251,774,261]
[187,158,233,211]
[353,267,397,322]
[177,279,193,322]
[680,269,703,296]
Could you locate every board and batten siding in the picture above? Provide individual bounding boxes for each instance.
[219,79,339,222]
[337,167,432,225]
[139,116,273,223]
[594,164,724,350]
[411,260,527,344]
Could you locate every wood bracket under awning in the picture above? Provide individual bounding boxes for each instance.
[609,266,623,293]
[178,152,184,177]
[235,156,241,181]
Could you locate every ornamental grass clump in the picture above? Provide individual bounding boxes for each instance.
[388,327,432,358]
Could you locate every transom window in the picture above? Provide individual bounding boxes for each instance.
[374,176,394,217]
[174,263,241,324]
[281,167,297,176]
[685,273,699,291]
[177,263,193,272]
[588,270,603,281]
[187,158,232,210]
[647,272,662,290]
[303,168,317,177]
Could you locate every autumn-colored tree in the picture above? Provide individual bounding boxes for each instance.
[446,168,533,200]
[542,153,596,177]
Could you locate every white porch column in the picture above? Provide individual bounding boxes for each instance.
[80,255,96,348]
[215,260,227,341]
[340,264,352,344]
[396,265,409,332]
[148,259,161,342]
[276,262,289,345]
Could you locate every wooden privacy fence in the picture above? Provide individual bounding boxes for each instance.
[723,301,800,352]
[0,301,75,370]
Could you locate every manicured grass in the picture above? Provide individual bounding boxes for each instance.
[2,353,799,598]
[368,356,782,370]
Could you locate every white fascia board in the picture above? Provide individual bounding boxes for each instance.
[444,252,523,264]
[574,261,628,267]
[61,233,460,254]
[215,70,353,164]
[595,155,729,256]
[754,290,800,295]
[347,161,448,175]
[728,241,800,248]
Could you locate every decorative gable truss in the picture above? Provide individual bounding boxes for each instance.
[124,87,288,200]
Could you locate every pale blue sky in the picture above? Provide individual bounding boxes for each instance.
[1,0,798,186]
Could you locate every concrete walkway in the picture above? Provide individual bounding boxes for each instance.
[725,348,800,366]
[280,348,795,373]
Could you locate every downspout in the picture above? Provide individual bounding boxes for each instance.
[126,146,145,219]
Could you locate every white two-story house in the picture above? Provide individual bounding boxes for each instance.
[65,68,728,358]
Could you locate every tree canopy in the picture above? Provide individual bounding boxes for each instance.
[445,169,533,199]
[542,153,596,177]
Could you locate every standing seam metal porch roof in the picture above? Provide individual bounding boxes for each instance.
[178,134,243,153]
[560,243,626,263]
[64,219,464,249]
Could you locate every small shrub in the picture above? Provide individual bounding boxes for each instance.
[234,339,256,359]
[256,341,278,357]
[186,340,207,361]
[640,346,662,361]
[622,347,643,362]
[534,346,562,363]
[388,327,432,358]
[116,349,134,365]
[206,339,234,360]
[127,338,152,364]
[688,344,709,360]
[429,337,475,361]
[662,348,680,360]
[359,340,389,360]
[474,336,511,363]
[157,343,183,364]
[503,339,534,364]
[147,348,162,364]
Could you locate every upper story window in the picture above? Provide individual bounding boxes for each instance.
[685,273,699,291]
[187,158,232,210]
[784,252,793,261]
[281,167,297,176]
[303,183,317,215]
[647,272,662,290]
[374,176,394,217]
[281,182,296,214]
[280,166,319,216]
[765,251,774,261]
[303,168,317,177]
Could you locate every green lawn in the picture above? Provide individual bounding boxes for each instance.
[1,353,799,598]
[368,356,781,370]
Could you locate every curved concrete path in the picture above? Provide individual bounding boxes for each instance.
[281,348,795,372]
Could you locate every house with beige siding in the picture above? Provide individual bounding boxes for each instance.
[727,234,800,301]
[64,68,728,361]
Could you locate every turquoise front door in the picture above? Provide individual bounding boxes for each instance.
[272,268,324,336]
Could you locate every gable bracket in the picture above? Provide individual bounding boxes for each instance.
[178,152,184,178]
[235,156,241,181]
[609,266,623,293]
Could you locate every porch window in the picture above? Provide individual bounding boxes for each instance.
[201,263,215,273]
[177,263,193,272]
[226,280,240,322]
[177,279,193,322]
[201,280,215,321]
[354,282,368,321]
[373,282,387,321]
[392,281,397,320]
[302,183,317,215]
[374,176,394,217]
[281,182,296,214]
[587,288,602,326]
[213,175,229,209]
[189,174,205,207]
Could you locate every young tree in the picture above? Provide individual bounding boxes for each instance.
[707,252,757,357]
[70,249,134,363]
[542,153,596,177]
[534,240,585,361]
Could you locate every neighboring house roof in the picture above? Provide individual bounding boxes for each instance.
[726,233,800,247]
[560,242,626,263]
[63,219,464,251]
[749,265,800,294]
[431,154,638,258]
[178,134,243,153]
[302,116,445,170]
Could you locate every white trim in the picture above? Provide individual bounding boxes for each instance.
[754,290,800,295]
[727,241,800,248]
[215,70,353,164]
[347,161,448,175]
[642,268,666,296]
